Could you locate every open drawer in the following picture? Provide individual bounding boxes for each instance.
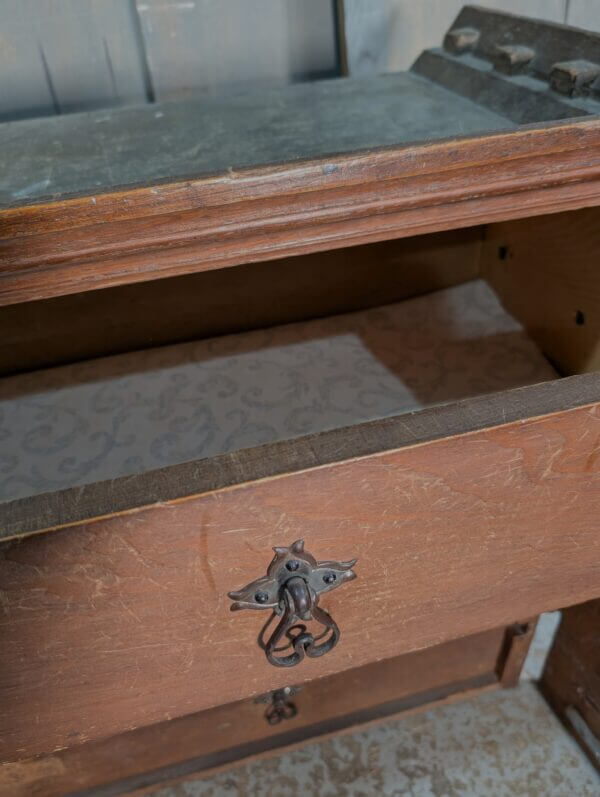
[2,4,600,769]
[2,207,600,762]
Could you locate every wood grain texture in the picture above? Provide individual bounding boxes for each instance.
[0,627,505,794]
[540,599,600,771]
[1,393,600,760]
[2,118,600,306]
[482,207,600,375]
[135,0,338,100]
[0,0,149,122]
[0,228,482,376]
[3,373,600,541]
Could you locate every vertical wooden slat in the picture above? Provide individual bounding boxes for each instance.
[566,0,600,31]
[341,0,568,75]
[134,0,339,100]
[0,0,149,121]
[0,1,57,120]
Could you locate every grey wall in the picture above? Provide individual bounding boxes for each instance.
[2,1,599,122]
[0,0,339,121]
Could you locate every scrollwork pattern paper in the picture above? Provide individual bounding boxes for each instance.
[0,280,557,501]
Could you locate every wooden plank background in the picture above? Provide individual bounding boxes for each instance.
[0,0,338,121]
[135,0,339,100]
[0,1,599,121]
[0,0,150,121]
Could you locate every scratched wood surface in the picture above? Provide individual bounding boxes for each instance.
[2,118,600,306]
[1,393,600,760]
[3,374,599,541]
[0,627,506,795]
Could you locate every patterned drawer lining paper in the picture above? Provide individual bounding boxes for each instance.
[0,280,558,502]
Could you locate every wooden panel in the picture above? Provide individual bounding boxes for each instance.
[1,118,600,306]
[3,374,600,541]
[0,228,482,376]
[136,0,338,100]
[0,71,514,211]
[540,599,600,771]
[340,1,567,74]
[0,0,149,122]
[567,0,600,32]
[496,619,538,687]
[0,627,507,794]
[482,207,600,375]
[1,384,600,759]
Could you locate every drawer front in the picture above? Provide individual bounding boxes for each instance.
[4,626,515,796]
[1,376,600,759]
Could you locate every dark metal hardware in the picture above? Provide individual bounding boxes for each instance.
[228,539,357,668]
[254,685,302,725]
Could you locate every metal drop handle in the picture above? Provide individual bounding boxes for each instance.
[228,539,357,668]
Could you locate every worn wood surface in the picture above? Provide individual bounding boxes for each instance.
[1,390,600,760]
[482,207,600,375]
[0,227,482,376]
[447,5,600,80]
[0,70,513,210]
[411,49,599,126]
[3,118,600,306]
[540,599,600,771]
[0,627,506,794]
[3,373,600,541]
[135,0,338,101]
[0,0,149,122]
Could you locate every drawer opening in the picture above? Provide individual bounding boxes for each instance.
[3,208,597,506]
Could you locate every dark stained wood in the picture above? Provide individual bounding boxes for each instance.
[540,599,600,771]
[1,391,599,760]
[482,206,600,375]
[0,627,507,795]
[0,228,482,376]
[2,373,600,542]
[496,619,538,687]
[449,5,600,80]
[2,119,600,305]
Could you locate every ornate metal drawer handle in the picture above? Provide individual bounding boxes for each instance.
[228,539,357,668]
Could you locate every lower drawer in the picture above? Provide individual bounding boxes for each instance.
[1,623,534,797]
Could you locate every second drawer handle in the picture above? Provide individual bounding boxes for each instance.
[228,539,357,668]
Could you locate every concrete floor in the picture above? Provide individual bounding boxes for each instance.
[152,683,599,797]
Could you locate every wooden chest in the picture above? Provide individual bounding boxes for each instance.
[1,6,600,794]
